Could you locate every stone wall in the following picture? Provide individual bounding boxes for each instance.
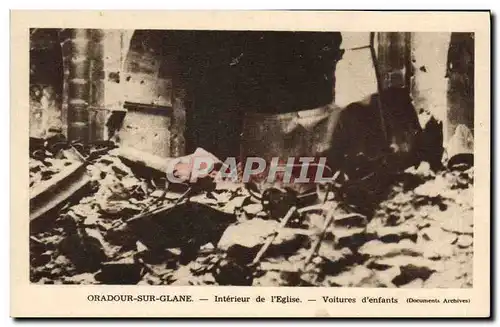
[29,29,64,138]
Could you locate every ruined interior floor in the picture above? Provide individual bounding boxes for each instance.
[29,145,473,287]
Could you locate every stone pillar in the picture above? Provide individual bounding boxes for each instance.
[377,32,412,90]
[60,29,92,143]
[410,32,451,131]
[446,32,474,139]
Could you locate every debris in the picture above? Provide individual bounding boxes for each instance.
[95,257,143,285]
[420,240,455,259]
[218,216,309,264]
[213,258,254,286]
[62,273,97,285]
[127,201,236,261]
[243,203,264,216]
[58,231,107,273]
[377,223,418,243]
[456,235,473,248]
[392,264,436,286]
[446,124,474,170]
[359,239,422,258]
[420,226,458,244]
[325,265,373,287]
[30,138,473,288]
[331,227,372,250]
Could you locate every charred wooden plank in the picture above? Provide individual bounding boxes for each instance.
[30,157,91,228]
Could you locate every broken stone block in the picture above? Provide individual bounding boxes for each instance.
[437,207,474,235]
[165,147,222,184]
[259,256,301,272]
[221,196,248,214]
[420,240,455,259]
[359,239,422,258]
[333,213,368,228]
[456,235,473,248]
[423,263,472,288]
[243,203,264,216]
[325,265,373,287]
[215,181,241,193]
[218,219,309,263]
[189,194,219,206]
[377,223,418,243]
[31,250,52,266]
[373,266,400,287]
[318,243,353,262]
[414,178,445,198]
[138,273,164,285]
[375,256,444,274]
[331,227,373,249]
[392,264,435,286]
[104,223,138,249]
[62,273,97,285]
[400,278,425,288]
[213,258,254,286]
[95,257,143,285]
[317,243,359,275]
[98,200,142,219]
[420,226,458,244]
[253,271,289,286]
[127,201,236,261]
[58,232,107,273]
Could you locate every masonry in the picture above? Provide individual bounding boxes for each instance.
[29,30,474,160]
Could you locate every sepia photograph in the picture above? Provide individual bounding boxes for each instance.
[11,10,490,318]
[28,28,475,288]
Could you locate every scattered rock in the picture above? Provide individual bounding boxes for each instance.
[392,265,435,286]
[62,273,97,284]
[420,240,455,259]
[377,223,418,243]
[420,226,458,244]
[325,265,373,287]
[359,239,422,258]
[243,203,264,216]
[414,178,445,198]
[400,278,425,288]
[218,219,309,263]
[375,256,444,273]
[58,232,107,273]
[221,196,248,214]
[372,266,401,287]
[331,227,373,249]
[95,257,143,284]
[333,213,368,228]
[456,235,473,248]
[424,268,470,288]
[437,208,473,234]
[213,258,254,286]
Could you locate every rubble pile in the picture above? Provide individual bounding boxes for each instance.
[29,144,81,189]
[30,147,473,287]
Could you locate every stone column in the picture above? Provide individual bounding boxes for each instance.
[377,32,412,90]
[60,29,92,143]
[410,32,451,132]
[446,32,475,139]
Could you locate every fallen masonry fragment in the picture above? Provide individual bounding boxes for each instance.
[29,139,473,288]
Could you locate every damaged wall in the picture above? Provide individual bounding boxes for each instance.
[411,32,474,143]
[29,29,64,138]
[112,30,182,158]
[31,29,186,158]
[334,32,377,108]
[30,29,474,163]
